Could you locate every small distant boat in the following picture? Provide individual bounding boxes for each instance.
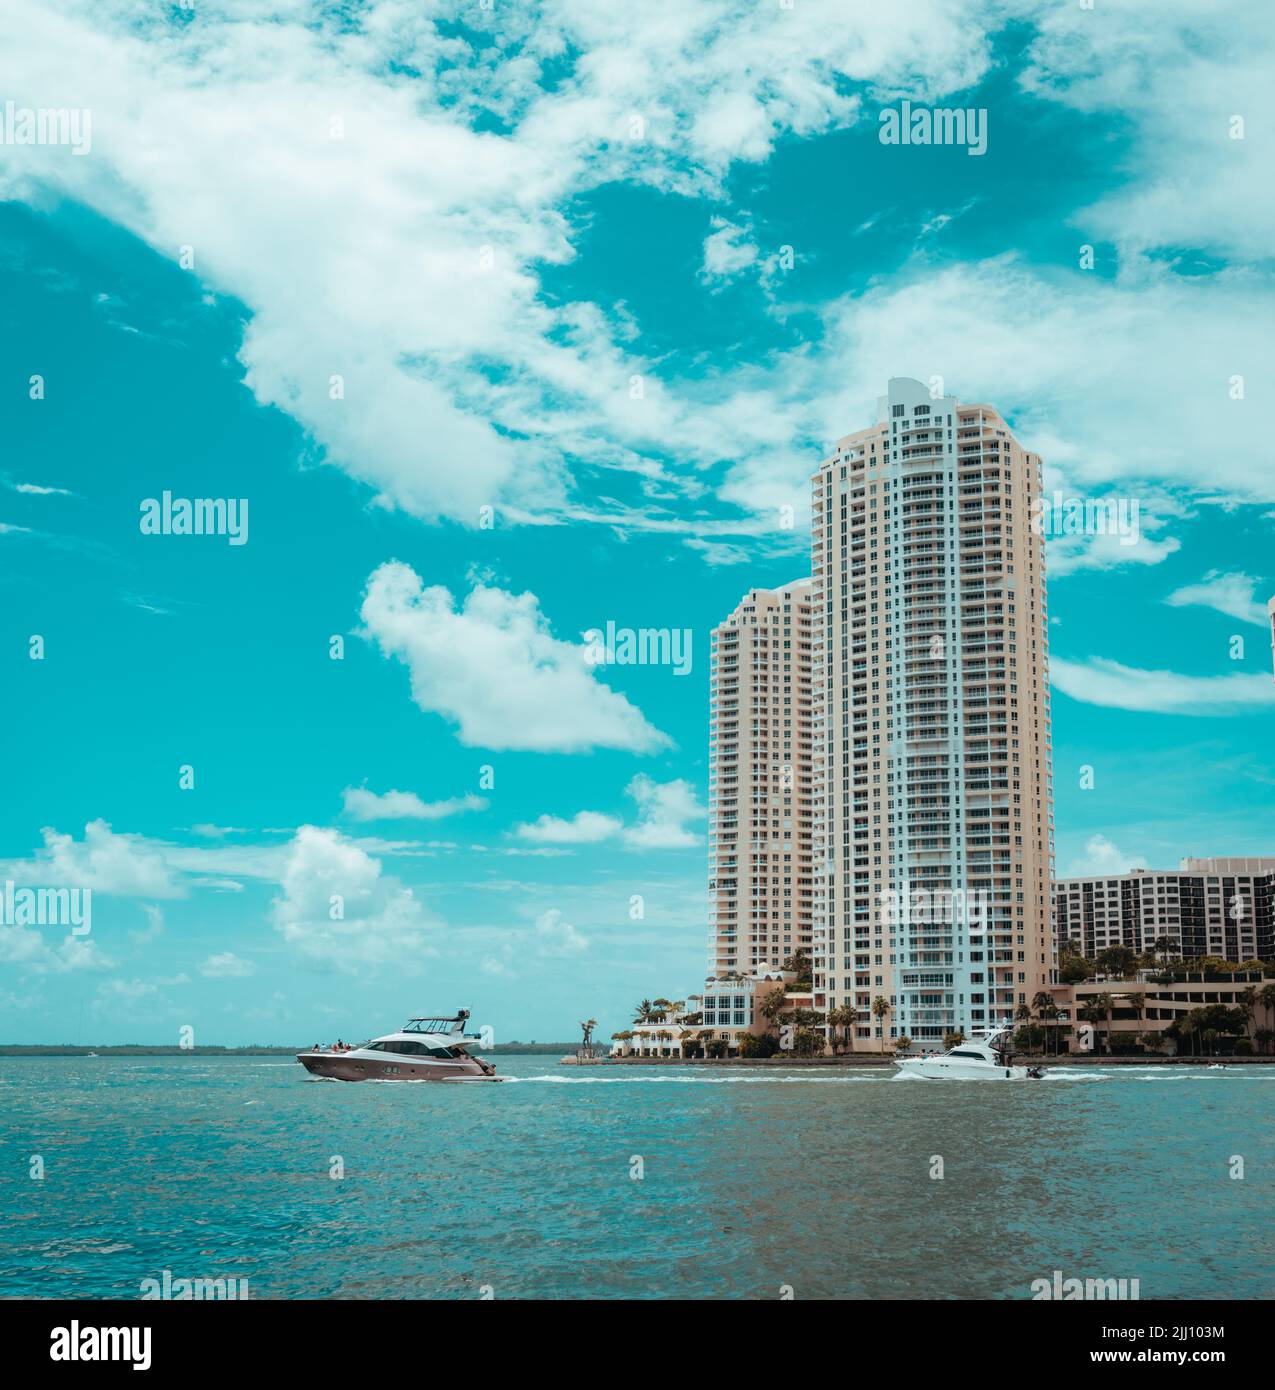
[297,1010,500,1082]
[893,1025,1045,1082]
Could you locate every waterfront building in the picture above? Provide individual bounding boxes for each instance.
[1054,858,1275,963]
[708,580,814,978]
[808,378,1054,1048]
[1044,968,1274,1053]
[612,973,799,1057]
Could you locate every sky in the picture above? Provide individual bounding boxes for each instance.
[1,0,1273,1045]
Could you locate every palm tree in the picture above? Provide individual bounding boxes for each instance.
[1078,1000,1106,1054]
[1239,987,1257,1042]
[1032,991,1059,1055]
[1257,983,1275,1035]
[1092,992,1116,1055]
[1176,1006,1206,1057]
[828,1004,859,1053]
[633,999,653,1024]
[871,996,891,1052]
[759,987,788,1028]
[1152,935,1179,970]
[1253,1027,1275,1057]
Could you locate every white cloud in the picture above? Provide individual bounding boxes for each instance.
[1165,571,1270,629]
[7,481,75,496]
[513,811,623,845]
[360,560,668,752]
[480,944,516,977]
[534,907,589,956]
[341,787,487,822]
[130,903,165,944]
[94,978,157,1006]
[511,776,705,849]
[699,217,758,285]
[199,951,256,979]
[0,926,113,973]
[0,820,183,898]
[270,825,438,974]
[1052,656,1275,715]
[0,0,999,532]
[1021,0,1275,263]
[622,774,705,849]
[1064,834,1141,878]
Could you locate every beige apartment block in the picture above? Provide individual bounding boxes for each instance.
[1045,971,1273,1052]
[1055,858,1275,962]
[708,580,814,977]
[809,377,1055,1048]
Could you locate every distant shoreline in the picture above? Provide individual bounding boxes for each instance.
[0,1043,583,1057]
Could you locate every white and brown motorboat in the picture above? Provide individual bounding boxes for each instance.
[297,1010,500,1082]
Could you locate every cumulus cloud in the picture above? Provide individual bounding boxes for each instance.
[1165,571,1270,629]
[699,217,759,285]
[0,926,113,973]
[534,907,589,956]
[1052,657,1275,715]
[1021,0,1275,263]
[270,825,438,973]
[0,0,1001,535]
[513,811,624,844]
[341,787,487,822]
[1064,834,1141,878]
[511,776,704,848]
[359,560,669,752]
[621,774,705,849]
[0,820,183,898]
[199,952,256,979]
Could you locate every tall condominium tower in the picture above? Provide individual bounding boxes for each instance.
[708,580,814,978]
[809,377,1054,1049]
[1055,858,1275,962]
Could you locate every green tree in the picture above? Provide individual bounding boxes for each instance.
[871,996,891,1052]
[782,949,813,988]
[1096,945,1138,979]
[1257,983,1275,1034]
[1058,942,1094,984]
[1032,991,1060,1055]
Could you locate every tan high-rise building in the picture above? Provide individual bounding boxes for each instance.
[708,580,814,977]
[809,378,1054,1048]
[1055,858,1275,962]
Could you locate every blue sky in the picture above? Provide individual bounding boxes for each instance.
[1,1,1272,1044]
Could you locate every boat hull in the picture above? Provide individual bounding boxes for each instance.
[894,1059,1039,1081]
[297,1051,500,1082]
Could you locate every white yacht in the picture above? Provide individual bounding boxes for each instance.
[298,1010,500,1082]
[893,1024,1044,1081]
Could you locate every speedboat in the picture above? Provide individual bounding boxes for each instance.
[297,1010,500,1082]
[893,1024,1045,1081]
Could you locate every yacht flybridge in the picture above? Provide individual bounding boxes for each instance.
[893,1024,1045,1081]
[297,1010,500,1082]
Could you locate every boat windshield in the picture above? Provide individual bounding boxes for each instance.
[403,1018,458,1035]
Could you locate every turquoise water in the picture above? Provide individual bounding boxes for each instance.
[2,1057,1272,1300]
